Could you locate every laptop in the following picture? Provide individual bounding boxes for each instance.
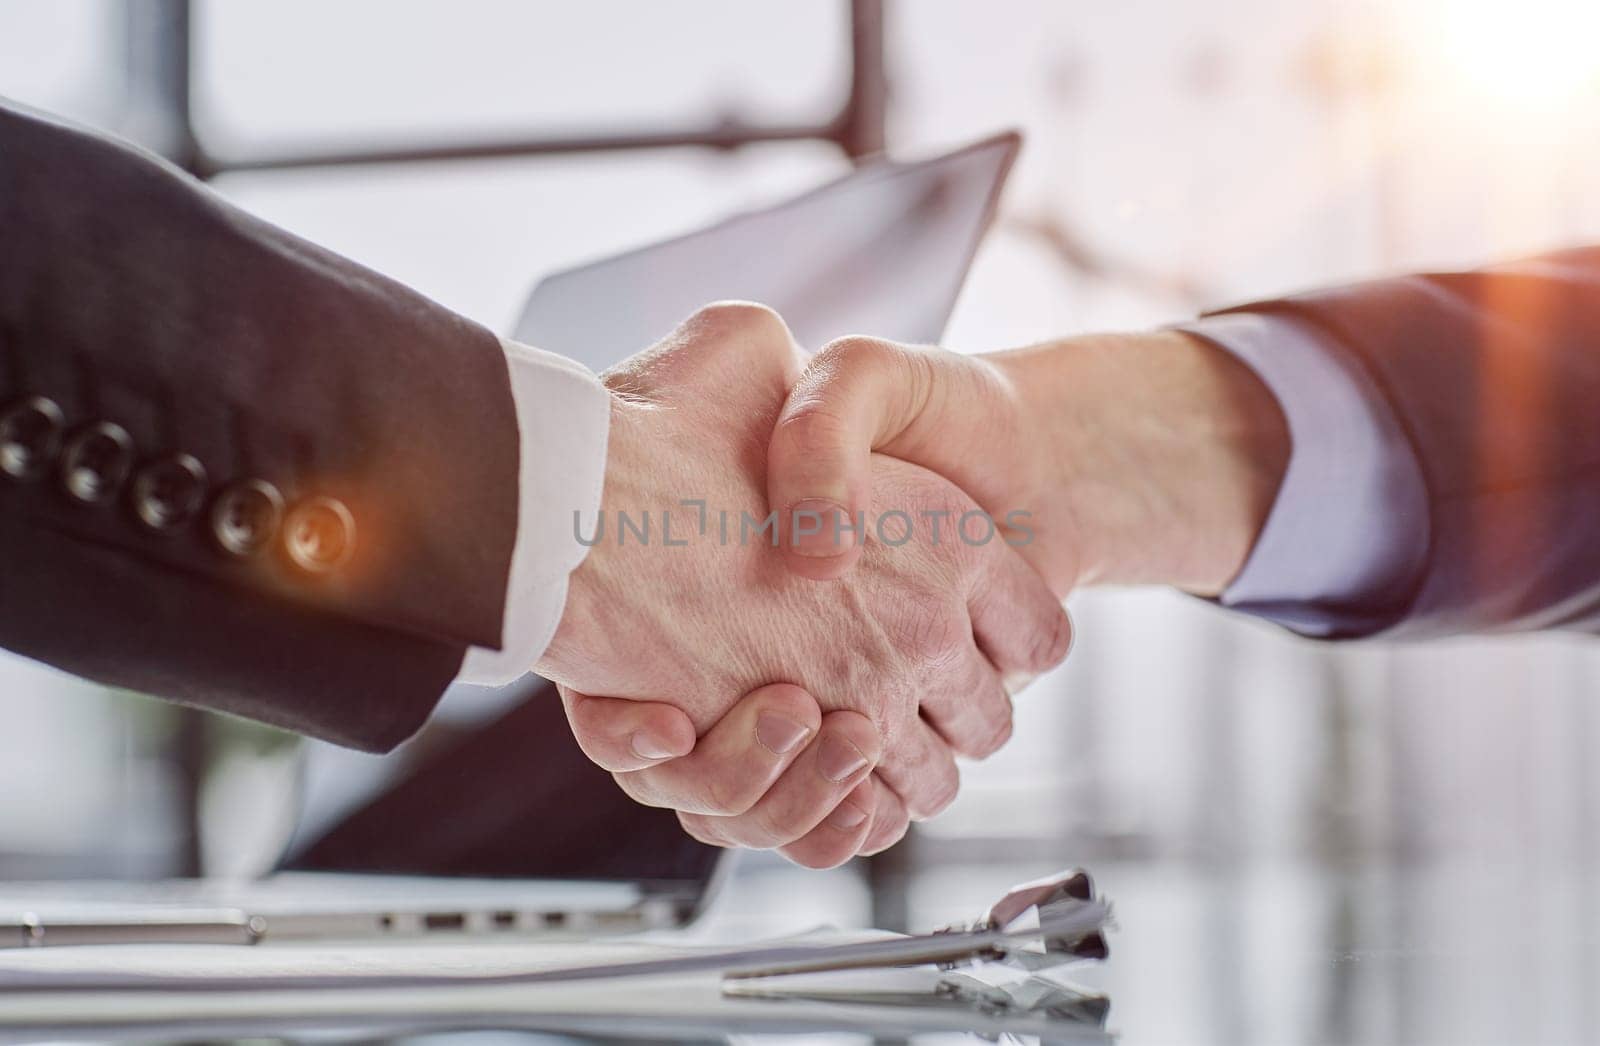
[0,131,1021,948]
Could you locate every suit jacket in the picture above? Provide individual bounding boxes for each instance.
[0,101,520,751]
[1224,247,1600,639]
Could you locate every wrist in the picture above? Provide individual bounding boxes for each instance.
[995,329,1289,595]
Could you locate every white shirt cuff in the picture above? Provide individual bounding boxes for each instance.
[456,337,610,684]
[1176,313,1427,635]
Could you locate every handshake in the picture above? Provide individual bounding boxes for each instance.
[535,302,1291,868]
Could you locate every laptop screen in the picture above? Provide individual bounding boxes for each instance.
[515,131,1019,363]
[283,131,1021,895]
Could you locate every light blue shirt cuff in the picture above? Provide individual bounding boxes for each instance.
[1175,313,1428,636]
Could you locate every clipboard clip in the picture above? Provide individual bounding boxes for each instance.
[721,868,1113,1029]
[722,867,1112,982]
[948,867,1110,963]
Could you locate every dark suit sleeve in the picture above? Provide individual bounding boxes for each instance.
[1218,246,1600,639]
[0,101,521,750]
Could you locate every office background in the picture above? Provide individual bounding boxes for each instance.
[3,1,1599,1041]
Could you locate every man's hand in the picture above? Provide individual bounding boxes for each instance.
[765,331,1292,597]
[538,303,1071,863]
[558,683,888,868]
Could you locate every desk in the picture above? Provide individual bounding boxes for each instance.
[1,856,1594,1044]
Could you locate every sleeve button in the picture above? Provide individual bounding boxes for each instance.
[132,454,209,533]
[0,397,66,482]
[283,496,356,575]
[211,479,285,557]
[61,421,135,505]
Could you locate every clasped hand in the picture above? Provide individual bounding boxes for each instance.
[530,303,1070,866]
[532,299,1285,868]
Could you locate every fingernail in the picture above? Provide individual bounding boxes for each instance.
[756,713,811,755]
[828,802,869,830]
[817,735,871,782]
[789,499,852,558]
[630,731,681,761]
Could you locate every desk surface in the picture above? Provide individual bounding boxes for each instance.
[0,856,1593,1044]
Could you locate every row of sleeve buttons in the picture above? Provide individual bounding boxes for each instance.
[0,395,355,575]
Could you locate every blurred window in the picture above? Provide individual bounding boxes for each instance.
[194,0,848,152]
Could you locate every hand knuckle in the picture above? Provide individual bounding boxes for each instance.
[1031,607,1073,670]
[773,402,851,457]
[789,840,855,870]
[947,696,1012,760]
[566,700,611,744]
[863,819,909,855]
[677,812,722,847]
[749,806,802,848]
[914,771,960,820]
[704,771,760,818]
[692,300,787,339]
[972,712,1014,758]
[774,406,864,470]
[817,334,892,372]
[611,772,656,808]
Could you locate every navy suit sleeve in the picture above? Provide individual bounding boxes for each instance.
[1216,247,1600,639]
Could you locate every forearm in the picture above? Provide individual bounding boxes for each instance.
[989,330,1290,596]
